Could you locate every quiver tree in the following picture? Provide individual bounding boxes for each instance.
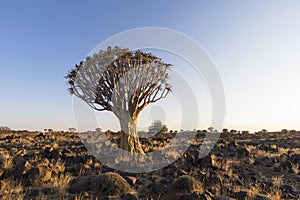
[66,46,172,155]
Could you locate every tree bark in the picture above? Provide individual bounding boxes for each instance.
[119,118,145,155]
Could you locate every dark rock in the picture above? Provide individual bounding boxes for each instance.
[234,189,248,200]
[191,192,202,199]
[291,154,300,163]
[199,154,218,169]
[151,182,167,194]
[121,193,137,200]
[200,194,213,200]
[41,187,55,195]
[45,149,62,160]
[68,175,93,194]
[279,184,294,194]
[181,193,194,200]
[254,193,271,200]
[161,192,183,200]
[214,196,236,200]
[28,188,39,197]
[273,167,281,172]
[171,175,203,193]
[236,146,250,157]
[8,159,26,178]
[228,140,238,148]
[259,144,269,151]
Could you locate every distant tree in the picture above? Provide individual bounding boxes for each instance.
[281,129,288,133]
[95,128,102,132]
[208,127,215,132]
[148,120,168,134]
[0,126,11,132]
[68,128,77,132]
[222,128,228,134]
[261,129,268,133]
[230,129,237,134]
[66,46,171,154]
[48,129,53,133]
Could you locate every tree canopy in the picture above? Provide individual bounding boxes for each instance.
[66,46,172,122]
[66,46,172,154]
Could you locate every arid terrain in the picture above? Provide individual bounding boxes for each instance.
[0,129,299,200]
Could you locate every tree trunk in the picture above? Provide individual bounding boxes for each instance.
[120,118,145,155]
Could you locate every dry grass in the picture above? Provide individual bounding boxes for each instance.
[0,178,24,200]
[246,185,261,200]
[253,146,290,158]
[1,153,13,170]
[73,192,102,200]
[87,157,93,165]
[224,162,233,178]
[37,193,48,200]
[165,150,180,160]
[267,188,282,200]
[291,163,299,174]
[51,173,73,195]
[51,159,65,173]
[272,176,282,188]
[245,145,256,153]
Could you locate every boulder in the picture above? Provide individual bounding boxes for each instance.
[151,182,167,194]
[171,175,203,193]
[90,172,132,195]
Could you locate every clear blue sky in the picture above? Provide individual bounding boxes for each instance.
[1,1,300,131]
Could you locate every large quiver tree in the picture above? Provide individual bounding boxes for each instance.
[66,46,171,155]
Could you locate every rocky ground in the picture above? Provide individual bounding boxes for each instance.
[0,129,299,200]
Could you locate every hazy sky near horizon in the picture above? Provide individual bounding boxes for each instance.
[1,1,300,132]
